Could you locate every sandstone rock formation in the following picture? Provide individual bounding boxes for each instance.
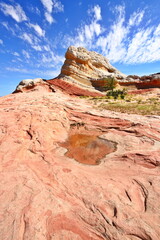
[14,77,104,97]
[1,80,160,240]
[13,47,159,95]
[14,78,45,92]
[57,46,126,89]
[52,46,160,91]
[120,73,160,89]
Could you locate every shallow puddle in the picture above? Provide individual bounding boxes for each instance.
[61,133,117,165]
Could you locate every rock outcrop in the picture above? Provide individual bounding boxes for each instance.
[1,81,160,240]
[14,77,104,97]
[57,46,126,89]
[120,73,160,89]
[13,47,159,94]
[14,78,45,92]
[52,46,160,91]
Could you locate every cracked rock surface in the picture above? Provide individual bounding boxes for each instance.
[0,85,160,240]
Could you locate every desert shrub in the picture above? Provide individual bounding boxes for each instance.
[106,89,127,99]
[102,76,118,91]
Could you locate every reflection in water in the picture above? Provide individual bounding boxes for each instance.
[61,134,117,165]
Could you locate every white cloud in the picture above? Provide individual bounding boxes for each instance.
[1,21,17,35]
[22,50,30,59]
[1,21,9,30]
[155,24,160,36]
[94,5,160,64]
[0,39,3,45]
[0,2,27,22]
[41,0,53,13]
[63,4,160,64]
[13,52,20,56]
[96,5,128,62]
[64,5,102,48]
[45,12,55,24]
[93,5,102,21]
[32,45,43,51]
[5,67,60,78]
[40,0,64,24]
[44,45,51,51]
[129,10,144,26]
[124,27,160,63]
[27,23,45,37]
[53,0,64,13]
[84,22,101,39]
[28,6,41,16]
[22,33,33,44]
[20,33,42,51]
[6,67,29,73]
[41,51,64,65]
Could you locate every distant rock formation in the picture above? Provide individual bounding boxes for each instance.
[120,73,160,89]
[14,47,160,96]
[56,46,160,91]
[57,46,126,88]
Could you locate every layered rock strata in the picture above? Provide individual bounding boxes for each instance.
[13,47,160,96]
[0,82,160,240]
[57,46,126,89]
[14,78,104,97]
[55,46,160,91]
[120,73,160,89]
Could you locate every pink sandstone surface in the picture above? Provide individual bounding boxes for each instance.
[0,82,160,240]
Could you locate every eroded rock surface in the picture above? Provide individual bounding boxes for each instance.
[0,85,160,240]
[57,46,126,88]
[14,48,160,95]
[14,78,46,93]
[53,46,160,91]
[120,73,160,89]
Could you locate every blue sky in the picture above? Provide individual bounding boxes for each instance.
[0,0,160,96]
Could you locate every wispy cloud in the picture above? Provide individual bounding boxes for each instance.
[88,5,102,21]
[53,0,64,12]
[32,45,42,51]
[20,33,42,51]
[96,5,128,62]
[44,12,54,24]
[40,0,64,24]
[129,10,144,26]
[1,22,20,35]
[27,23,45,37]
[22,33,33,44]
[6,67,29,73]
[65,4,160,64]
[22,50,30,59]
[28,6,41,16]
[12,52,20,57]
[5,66,60,78]
[64,5,103,48]
[0,2,27,22]
[41,51,64,65]
[41,0,53,13]
[96,5,160,63]
[0,39,3,45]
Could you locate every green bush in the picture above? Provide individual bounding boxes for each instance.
[106,89,127,99]
[102,76,117,91]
